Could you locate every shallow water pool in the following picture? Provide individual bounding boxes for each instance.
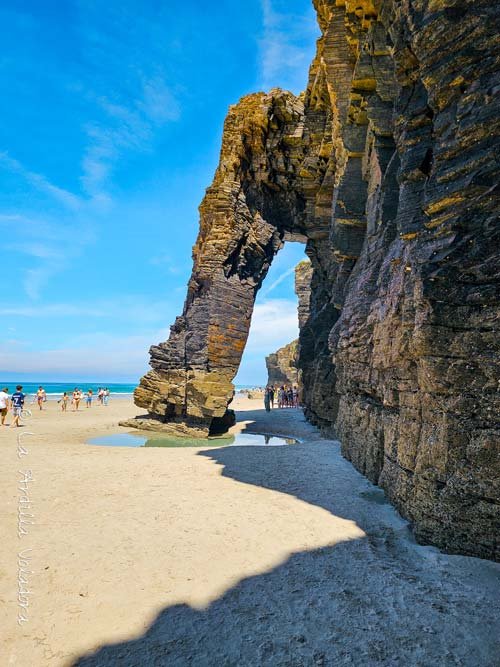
[86,431,299,448]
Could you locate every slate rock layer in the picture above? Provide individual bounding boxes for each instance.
[136,0,500,559]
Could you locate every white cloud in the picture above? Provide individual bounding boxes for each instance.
[234,297,299,385]
[245,298,298,355]
[0,329,168,378]
[258,0,318,94]
[1,296,297,384]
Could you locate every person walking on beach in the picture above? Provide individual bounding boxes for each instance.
[86,389,93,408]
[36,386,46,410]
[72,388,82,411]
[59,392,69,411]
[269,386,275,408]
[97,388,104,405]
[0,387,9,426]
[278,386,284,408]
[264,386,272,412]
[10,385,25,427]
[103,388,110,406]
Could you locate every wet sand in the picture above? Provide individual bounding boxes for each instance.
[1,397,499,666]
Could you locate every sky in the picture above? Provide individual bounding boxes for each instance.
[0,0,318,385]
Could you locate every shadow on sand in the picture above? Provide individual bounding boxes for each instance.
[71,414,500,666]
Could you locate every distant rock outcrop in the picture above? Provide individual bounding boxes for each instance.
[266,340,299,387]
[266,260,313,388]
[134,0,500,559]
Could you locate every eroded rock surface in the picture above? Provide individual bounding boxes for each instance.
[134,86,337,435]
[266,340,299,387]
[136,0,500,558]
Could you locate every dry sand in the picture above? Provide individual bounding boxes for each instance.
[1,397,499,666]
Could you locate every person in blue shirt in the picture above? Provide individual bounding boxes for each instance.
[11,385,25,428]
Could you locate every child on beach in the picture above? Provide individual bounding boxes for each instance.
[86,389,93,408]
[0,387,9,425]
[11,385,25,427]
[59,392,69,411]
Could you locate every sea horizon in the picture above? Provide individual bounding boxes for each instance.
[0,380,265,399]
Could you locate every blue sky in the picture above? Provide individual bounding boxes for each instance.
[0,0,318,384]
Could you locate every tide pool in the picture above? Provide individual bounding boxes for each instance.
[86,432,299,448]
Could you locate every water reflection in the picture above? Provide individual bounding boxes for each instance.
[86,432,299,448]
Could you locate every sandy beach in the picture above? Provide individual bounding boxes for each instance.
[1,397,499,666]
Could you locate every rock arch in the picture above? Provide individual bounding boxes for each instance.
[131,0,500,559]
[133,88,338,436]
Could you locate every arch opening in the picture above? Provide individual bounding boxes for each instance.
[234,240,306,390]
[126,88,338,437]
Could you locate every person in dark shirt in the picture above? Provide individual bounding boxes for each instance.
[264,386,271,412]
[11,385,25,428]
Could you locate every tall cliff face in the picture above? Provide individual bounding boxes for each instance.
[135,0,499,558]
[309,0,500,560]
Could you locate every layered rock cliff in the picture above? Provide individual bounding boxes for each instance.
[266,340,299,387]
[135,0,500,559]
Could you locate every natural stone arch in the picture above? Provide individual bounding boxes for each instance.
[132,89,337,436]
[131,0,401,439]
[128,0,500,560]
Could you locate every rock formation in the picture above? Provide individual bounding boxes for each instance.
[266,340,299,387]
[266,260,313,388]
[134,0,500,559]
[295,260,313,330]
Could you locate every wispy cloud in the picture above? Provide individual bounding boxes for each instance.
[258,0,318,94]
[77,0,181,205]
[234,297,299,384]
[1,299,298,381]
[0,328,168,378]
[1,212,94,299]
[149,252,184,275]
[0,151,82,210]
[261,265,296,296]
[245,298,298,355]
[7,237,68,299]
[80,80,180,205]
[23,267,58,300]
[0,297,175,323]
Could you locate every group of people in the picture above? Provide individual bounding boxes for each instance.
[0,385,26,427]
[263,385,300,412]
[0,385,113,425]
[58,387,111,411]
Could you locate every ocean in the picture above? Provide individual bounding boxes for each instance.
[0,381,263,401]
[0,382,136,401]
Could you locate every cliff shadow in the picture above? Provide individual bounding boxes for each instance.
[70,439,500,666]
[232,404,319,442]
